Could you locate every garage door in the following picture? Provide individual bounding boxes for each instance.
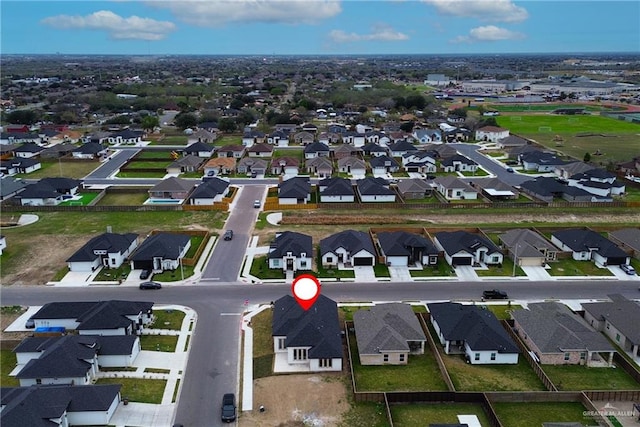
[606,257,626,266]
[451,256,472,266]
[353,257,374,266]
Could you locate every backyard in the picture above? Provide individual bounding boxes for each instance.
[542,364,640,391]
[95,378,167,404]
[15,159,100,179]
[493,401,599,427]
[390,403,491,427]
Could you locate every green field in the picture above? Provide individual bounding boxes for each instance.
[15,160,99,179]
[487,103,622,113]
[58,192,100,206]
[497,114,640,135]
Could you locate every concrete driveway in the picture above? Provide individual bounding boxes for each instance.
[521,265,551,281]
[454,265,479,281]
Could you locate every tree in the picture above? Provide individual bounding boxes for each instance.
[141,115,160,132]
[6,109,39,125]
[400,121,414,133]
[218,118,236,133]
[583,152,592,162]
[174,112,197,130]
[450,107,467,118]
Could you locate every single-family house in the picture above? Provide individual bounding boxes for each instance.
[72,142,107,159]
[433,176,478,201]
[217,144,245,159]
[440,154,478,173]
[166,155,203,174]
[401,151,437,173]
[148,177,194,200]
[270,156,299,176]
[356,177,396,202]
[617,156,640,175]
[320,230,375,267]
[237,157,268,176]
[369,155,400,176]
[272,294,342,372]
[107,129,143,145]
[582,294,640,364]
[0,132,42,145]
[293,131,315,145]
[608,228,640,259]
[13,143,44,159]
[275,124,298,134]
[1,158,42,175]
[413,129,442,144]
[498,228,559,266]
[396,178,433,199]
[567,168,625,197]
[554,161,595,180]
[242,130,265,147]
[29,300,153,336]
[246,142,274,158]
[305,156,333,178]
[203,157,236,177]
[362,142,388,157]
[17,177,81,206]
[0,177,27,201]
[341,131,366,147]
[519,151,566,172]
[353,303,427,365]
[267,130,289,146]
[319,177,355,203]
[364,131,390,146]
[278,176,312,205]
[318,131,341,145]
[0,384,122,427]
[496,135,529,149]
[388,140,418,157]
[188,128,217,144]
[267,231,313,272]
[66,232,138,272]
[377,231,438,267]
[130,232,191,272]
[551,229,629,266]
[332,143,362,160]
[475,126,509,142]
[337,156,366,177]
[428,302,519,364]
[188,177,230,205]
[433,230,503,266]
[39,143,77,159]
[301,123,318,133]
[304,141,330,159]
[511,302,615,366]
[183,141,215,158]
[471,178,518,200]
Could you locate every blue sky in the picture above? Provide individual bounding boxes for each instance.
[2,1,639,55]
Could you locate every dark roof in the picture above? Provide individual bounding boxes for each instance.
[369,155,399,168]
[304,141,330,154]
[434,230,501,256]
[552,229,627,258]
[0,177,27,198]
[570,168,616,181]
[278,176,311,199]
[519,177,566,197]
[272,295,342,359]
[16,335,98,379]
[268,231,312,259]
[14,334,137,357]
[354,303,426,354]
[18,183,61,199]
[39,177,81,192]
[13,143,44,153]
[362,142,387,154]
[441,154,477,167]
[66,232,138,263]
[389,140,418,152]
[130,232,191,262]
[511,302,615,353]
[110,129,143,138]
[427,302,519,353]
[378,231,438,257]
[190,177,229,199]
[0,384,121,427]
[73,142,105,155]
[185,141,215,153]
[356,177,394,196]
[519,151,566,166]
[320,230,374,257]
[582,294,640,345]
[31,300,153,325]
[320,177,354,196]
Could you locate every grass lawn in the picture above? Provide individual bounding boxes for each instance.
[316,253,356,279]
[547,259,614,276]
[349,331,448,391]
[95,378,166,404]
[391,403,491,427]
[0,350,19,387]
[95,192,149,205]
[152,309,186,330]
[134,150,174,159]
[542,364,640,391]
[140,335,178,352]
[249,255,286,280]
[497,113,640,134]
[483,304,522,320]
[94,264,131,282]
[373,263,390,278]
[475,259,526,277]
[15,160,99,179]
[116,170,167,178]
[493,402,599,427]
[460,168,489,177]
[127,160,172,168]
[339,401,389,427]
[410,262,455,277]
[252,309,275,379]
[51,266,69,281]
[185,235,205,258]
[152,265,195,281]
[339,304,426,322]
[58,192,101,206]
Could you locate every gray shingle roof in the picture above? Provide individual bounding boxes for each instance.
[356,177,394,196]
[353,303,426,355]
[378,231,438,257]
[552,229,627,258]
[66,232,138,263]
[434,230,500,256]
[268,231,312,259]
[16,335,97,380]
[582,294,640,345]
[149,176,194,193]
[320,178,354,196]
[608,228,640,252]
[130,232,191,262]
[511,302,615,353]
[278,176,311,199]
[189,177,229,199]
[320,230,374,257]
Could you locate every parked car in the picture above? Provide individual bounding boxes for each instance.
[620,264,636,275]
[139,269,151,280]
[25,318,35,329]
[506,167,514,173]
[139,281,162,290]
[253,200,261,208]
[221,393,237,422]
[482,289,508,300]
[223,230,234,241]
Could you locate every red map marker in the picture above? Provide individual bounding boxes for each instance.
[292,274,321,311]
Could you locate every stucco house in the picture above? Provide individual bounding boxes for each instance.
[148,177,194,201]
[66,232,138,272]
[270,156,300,176]
[130,232,191,273]
[551,229,629,266]
[203,157,236,177]
[433,230,503,267]
[475,126,509,142]
[184,141,216,158]
[353,303,427,365]
[188,177,230,205]
[337,156,366,177]
[272,294,342,372]
[278,176,311,205]
[320,230,375,267]
[511,302,615,367]
[440,154,478,173]
[305,156,333,178]
[428,302,519,364]
[433,176,478,201]
[356,177,396,202]
[267,231,313,273]
[377,231,439,267]
[318,177,355,203]
[498,228,559,266]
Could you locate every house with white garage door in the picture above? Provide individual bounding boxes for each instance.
[66,232,138,272]
[377,231,439,267]
[320,230,376,267]
[434,230,503,267]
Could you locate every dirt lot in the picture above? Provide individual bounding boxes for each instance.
[239,374,350,427]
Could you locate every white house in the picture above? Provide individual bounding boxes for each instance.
[475,126,509,143]
[434,230,503,267]
[320,230,376,268]
[267,231,313,273]
[66,232,139,272]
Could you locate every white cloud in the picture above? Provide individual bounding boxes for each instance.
[451,25,525,43]
[148,0,342,27]
[423,0,528,23]
[41,10,176,40]
[329,24,409,43]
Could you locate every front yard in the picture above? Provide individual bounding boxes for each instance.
[95,377,167,404]
[547,259,615,276]
[140,335,178,352]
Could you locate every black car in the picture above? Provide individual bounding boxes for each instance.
[139,281,162,290]
[221,393,236,422]
[139,269,151,280]
[482,289,508,300]
[223,230,234,241]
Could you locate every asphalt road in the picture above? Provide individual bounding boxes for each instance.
[451,143,533,186]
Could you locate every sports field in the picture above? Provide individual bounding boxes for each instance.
[497,114,640,134]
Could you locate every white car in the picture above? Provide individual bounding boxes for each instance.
[620,264,636,275]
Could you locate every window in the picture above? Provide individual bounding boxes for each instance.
[293,348,308,361]
[474,353,480,361]
[580,352,586,360]
[326,257,333,263]
[36,379,42,384]
[490,353,496,361]
[606,322,610,330]
[399,354,405,362]
[383,354,389,362]
[319,358,332,368]
[492,256,499,263]
[111,258,116,265]
[564,352,570,361]
[278,338,285,350]
[300,261,307,268]
[616,333,620,342]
